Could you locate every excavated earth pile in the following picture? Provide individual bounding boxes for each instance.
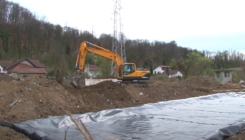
[0,74,244,140]
[0,75,75,123]
[64,80,133,113]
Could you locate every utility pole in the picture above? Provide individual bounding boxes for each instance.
[111,0,126,76]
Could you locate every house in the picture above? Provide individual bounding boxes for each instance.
[84,64,102,78]
[0,61,13,73]
[153,65,170,74]
[214,69,232,84]
[168,70,183,78]
[0,59,47,79]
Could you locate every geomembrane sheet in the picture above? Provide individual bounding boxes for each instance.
[9,92,245,140]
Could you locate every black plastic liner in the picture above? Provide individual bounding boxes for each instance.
[204,122,245,140]
[6,92,245,140]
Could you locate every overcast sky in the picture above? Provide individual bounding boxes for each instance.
[9,0,245,53]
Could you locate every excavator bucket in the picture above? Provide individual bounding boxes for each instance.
[70,79,79,88]
[70,75,81,88]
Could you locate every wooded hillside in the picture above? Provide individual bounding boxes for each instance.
[0,0,244,77]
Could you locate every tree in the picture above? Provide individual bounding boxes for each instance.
[65,45,70,55]
[209,51,244,69]
[0,0,9,23]
[0,30,8,54]
[97,56,111,77]
[143,59,153,75]
[170,51,213,78]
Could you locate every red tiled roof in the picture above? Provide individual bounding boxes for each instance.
[85,64,100,71]
[0,61,13,68]
[0,59,46,74]
[169,70,179,75]
[11,64,47,74]
[6,59,45,70]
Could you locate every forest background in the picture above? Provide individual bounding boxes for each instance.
[0,0,244,82]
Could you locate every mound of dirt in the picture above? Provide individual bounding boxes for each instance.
[65,81,133,113]
[0,75,76,123]
[0,74,244,140]
[0,73,16,82]
[181,76,222,87]
[178,76,224,92]
[84,81,131,101]
[0,75,132,123]
[227,130,245,140]
[124,76,243,104]
[0,126,30,140]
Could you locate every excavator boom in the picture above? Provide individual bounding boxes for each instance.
[75,41,123,73]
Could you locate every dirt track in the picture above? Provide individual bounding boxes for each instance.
[0,74,244,139]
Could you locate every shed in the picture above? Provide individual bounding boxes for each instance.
[214,69,232,84]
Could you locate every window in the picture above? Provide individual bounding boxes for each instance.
[123,64,135,75]
[225,72,230,77]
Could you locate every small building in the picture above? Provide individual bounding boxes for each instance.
[84,64,102,78]
[0,61,13,73]
[0,59,47,79]
[153,65,170,74]
[168,70,183,78]
[214,69,232,84]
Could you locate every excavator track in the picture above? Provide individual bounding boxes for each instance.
[120,81,148,87]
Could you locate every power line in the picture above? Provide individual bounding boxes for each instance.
[111,0,126,76]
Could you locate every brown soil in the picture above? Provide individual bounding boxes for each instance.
[227,130,245,140]
[0,74,244,140]
[0,73,16,82]
[0,126,30,140]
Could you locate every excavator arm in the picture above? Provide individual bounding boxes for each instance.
[75,41,123,73]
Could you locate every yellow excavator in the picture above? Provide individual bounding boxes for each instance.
[70,41,150,88]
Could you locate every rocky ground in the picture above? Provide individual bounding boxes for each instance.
[0,73,244,140]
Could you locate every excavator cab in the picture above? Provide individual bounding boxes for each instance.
[119,63,134,77]
[123,64,135,75]
[118,63,150,81]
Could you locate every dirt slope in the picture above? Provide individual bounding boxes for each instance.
[0,74,244,140]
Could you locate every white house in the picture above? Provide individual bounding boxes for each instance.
[168,70,183,78]
[0,60,12,73]
[153,65,170,74]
